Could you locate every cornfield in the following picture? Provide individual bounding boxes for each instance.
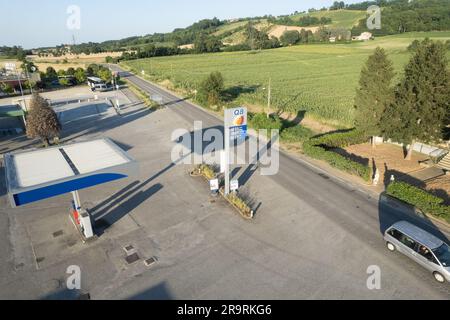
[123,32,450,127]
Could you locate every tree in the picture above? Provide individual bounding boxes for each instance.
[315,26,330,42]
[0,82,14,94]
[280,30,301,46]
[205,37,222,53]
[407,39,420,52]
[197,72,224,107]
[26,93,61,147]
[194,34,222,53]
[97,68,112,83]
[194,34,208,53]
[23,80,36,90]
[59,78,70,86]
[87,64,100,76]
[21,60,38,73]
[66,67,76,76]
[381,39,450,160]
[354,47,395,148]
[269,36,281,48]
[45,67,58,80]
[330,1,345,10]
[74,67,86,84]
[244,22,270,50]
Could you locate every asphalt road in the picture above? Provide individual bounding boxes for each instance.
[111,65,450,298]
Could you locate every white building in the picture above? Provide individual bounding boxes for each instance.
[352,32,373,41]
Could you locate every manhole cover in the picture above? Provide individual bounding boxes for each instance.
[15,263,24,270]
[125,253,140,265]
[67,240,78,248]
[144,257,157,267]
[45,279,63,291]
[78,293,91,300]
[124,245,135,254]
[53,230,64,238]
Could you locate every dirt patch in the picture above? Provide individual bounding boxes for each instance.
[34,62,85,72]
[268,25,321,39]
[30,52,122,62]
[344,142,450,200]
[158,79,176,91]
[28,52,124,69]
[346,143,427,173]
[284,113,338,134]
[178,44,194,50]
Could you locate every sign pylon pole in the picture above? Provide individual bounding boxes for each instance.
[224,126,230,195]
[224,107,247,196]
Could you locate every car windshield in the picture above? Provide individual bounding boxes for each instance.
[433,244,450,267]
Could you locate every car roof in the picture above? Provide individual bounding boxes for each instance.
[390,221,444,250]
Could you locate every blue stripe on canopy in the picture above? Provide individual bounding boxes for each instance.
[13,173,127,207]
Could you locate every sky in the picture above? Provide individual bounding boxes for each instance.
[0,0,365,49]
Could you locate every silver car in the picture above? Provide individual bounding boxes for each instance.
[384,221,450,283]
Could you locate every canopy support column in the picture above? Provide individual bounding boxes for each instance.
[71,191,94,240]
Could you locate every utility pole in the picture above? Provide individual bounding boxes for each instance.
[224,125,230,196]
[15,66,27,111]
[267,77,271,118]
[24,67,33,94]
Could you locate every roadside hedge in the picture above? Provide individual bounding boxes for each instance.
[387,182,450,222]
[280,125,313,143]
[248,113,283,131]
[303,129,372,182]
[312,129,369,148]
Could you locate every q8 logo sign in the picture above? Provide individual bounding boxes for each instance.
[225,107,248,141]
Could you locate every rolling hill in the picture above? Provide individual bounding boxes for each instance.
[291,9,366,29]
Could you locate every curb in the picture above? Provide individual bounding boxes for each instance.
[189,169,254,220]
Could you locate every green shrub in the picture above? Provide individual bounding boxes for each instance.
[248,113,283,131]
[387,182,450,221]
[227,192,253,219]
[303,129,372,181]
[199,164,216,180]
[280,125,313,143]
[0,83,14,94]
[197,71,224,107]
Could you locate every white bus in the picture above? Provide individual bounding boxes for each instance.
[87,77,109,92]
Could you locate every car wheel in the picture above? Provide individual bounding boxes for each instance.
[433,272,446,284]
[386,242,396,252]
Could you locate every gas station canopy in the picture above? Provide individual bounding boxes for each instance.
[0,104,25,117]
[4,138,138,207]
